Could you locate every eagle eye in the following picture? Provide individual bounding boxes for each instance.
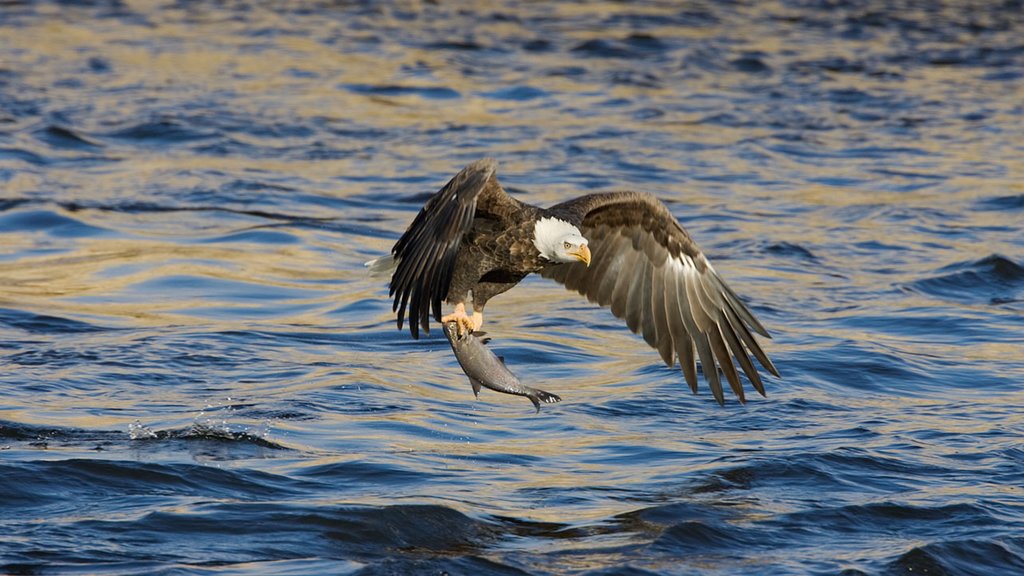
[563,241,572,250]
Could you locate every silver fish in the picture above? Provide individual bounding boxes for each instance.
[442,322,561,412]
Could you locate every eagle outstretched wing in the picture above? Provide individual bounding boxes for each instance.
[543,192,779,404]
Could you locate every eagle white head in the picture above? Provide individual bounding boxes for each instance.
[533,217,591,266]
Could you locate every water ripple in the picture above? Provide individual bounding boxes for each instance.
[908,254,1024,306]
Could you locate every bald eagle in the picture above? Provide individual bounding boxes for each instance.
[371,158,779,404]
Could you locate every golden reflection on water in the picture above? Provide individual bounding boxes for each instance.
[7,1,1023,204]
[0,234,338,326]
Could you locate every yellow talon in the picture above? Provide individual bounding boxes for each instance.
[441,303,481,336]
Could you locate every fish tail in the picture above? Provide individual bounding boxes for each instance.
[527,389,561,412]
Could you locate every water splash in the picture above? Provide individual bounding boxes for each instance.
[128,420,158,441]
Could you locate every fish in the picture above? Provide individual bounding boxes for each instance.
[441,321,561,412]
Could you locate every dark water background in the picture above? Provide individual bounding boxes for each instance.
[2,1,1024,574]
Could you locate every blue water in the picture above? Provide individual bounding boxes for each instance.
[2,1,1024,574]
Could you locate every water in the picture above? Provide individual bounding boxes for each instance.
[2,0,1023,574]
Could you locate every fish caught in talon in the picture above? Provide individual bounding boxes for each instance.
[442,322,561,411]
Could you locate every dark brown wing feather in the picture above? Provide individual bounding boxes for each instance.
[390,158,513,338]
[543,192,778,404]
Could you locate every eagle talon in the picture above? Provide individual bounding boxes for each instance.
[442,304,478,338]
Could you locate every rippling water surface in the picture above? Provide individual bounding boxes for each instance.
[2,1,1024,574]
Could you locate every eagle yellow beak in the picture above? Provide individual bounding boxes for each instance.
[570,244,591,266]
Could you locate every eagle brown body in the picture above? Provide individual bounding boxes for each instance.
[385,158,779,405]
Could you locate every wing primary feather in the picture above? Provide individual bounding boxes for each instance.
[693,269,751,402]
[680,264,724,402]
[663,269,695,390]
[715,275,770,338]
[411,241,444,335]
[660,263,677,334]
[430,203,473,322]
[392,221,442,313]
[651,264,675,362]
[682,263,727,399]
[679,338,698,394]
[672,271,701,394]
[394,290,409,331]
[393,257,425,333]
[693,331,723,405]
[709,323,745,403]
[724,300,780,378]
[408,227,450,337]
[417,288,431,337]
[684,264,716,332]
[636,258,655,347]
[721,305,765,396]
[389,241,423,302]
